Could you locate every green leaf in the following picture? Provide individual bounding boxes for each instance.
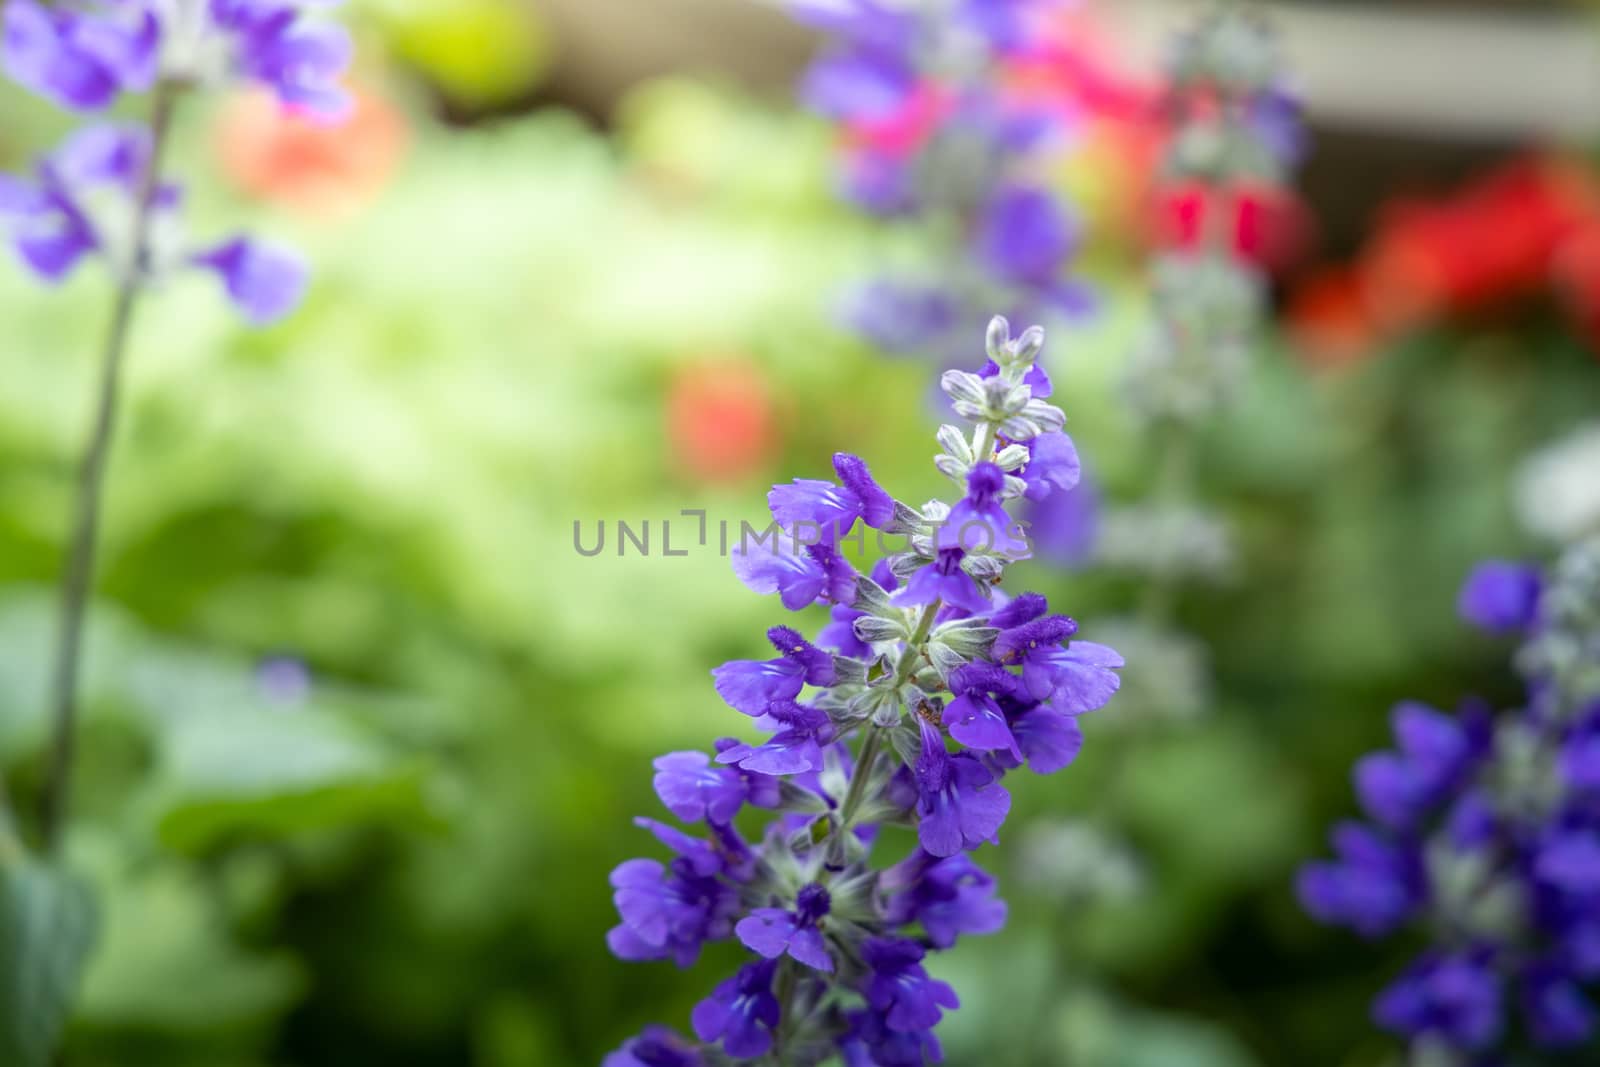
[0,854,98,1067]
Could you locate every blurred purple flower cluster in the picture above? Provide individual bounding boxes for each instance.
[605,319,1123,1065]
[1300,544,1600,1062]
[0,0,352,322]
[791,0,1093,361]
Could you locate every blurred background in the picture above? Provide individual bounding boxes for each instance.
[2,0,1600,1064]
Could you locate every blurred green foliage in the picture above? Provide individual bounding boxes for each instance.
[0,55,1598,1067]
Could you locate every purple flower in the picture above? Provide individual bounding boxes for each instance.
[1535,831,1600,897]
[1018,431,1080,503]
[860,937,960,1032]
[840,1007,944,1067]
[652,751,754,825]
[212,0,353,118]
[912,720,1011,857]
[2,1,158,111]
[712,626,837,717]
[979,356,1052,400]
[1020,641,1124,715]
[944,663,1023,760]
[1353,702,1477,832]
[991,612,1077,669]
[768,453,895,542]
[1374,953,1503,1051]
[735,883,834,972]
[715,700,834,775]
[732,537,858,611]
[606,857,739,968]
[937,463,1029,558]
[193,237,306,325]
[1521,964,1597,1048]
[882,851,1007,949]
[973,183,1078,288]
[842,281,960,353]
[691,959,781,1059]
[1007,704,1084,774]
[0,124,150,283]
[603,1026,703,1067]
[1458,561,1543,635]
[1297,822,1422,938]
[899,548,990,614]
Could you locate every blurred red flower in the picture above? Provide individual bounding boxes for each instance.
[666,360,780,486]
[215,86,409,219]
[1291,155,1600,365]
[1152,178,1309,272]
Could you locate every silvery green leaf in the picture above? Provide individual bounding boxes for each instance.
[993,444,1030,471]
[1002,474,1028,499]
[871,689,907,727]
[831,657,868,686]
[922,500,951,522]
[935,455,967,483]
[1013,324,1045,365]
[0,856,98,1067]
[937,425,973,464]
[890,553,930,581]
[924,639,968,681]
[986,316,1012,361]
[854,616,911,644]
[888,720,924,768]
[940,371,986,407]
[952,399,987,421]
[999,414,1042,440]
[885,501,924,536]
[1022,399,1066,432]
[933,620,999,658]
[852,575,897,620]
[961,554,1005,581]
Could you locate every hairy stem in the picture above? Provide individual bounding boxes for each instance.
[42,85,179,855]
[838,600,942,832]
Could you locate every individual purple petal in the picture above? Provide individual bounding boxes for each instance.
[711,657,804,717]
[1020,431,1081,502]
[1022,641,1124,713]
[769,478,862,541]
[1297,822,1422,937]
[1522,964,1596,1048]
[736,907,800,959]
[1373,953,1502,1051]
[833,452,896,528]
[862,937,960,1033]
[973,183,1077,287]
[1457,561,1542,635]
[1009,707,1083,774]
[1536,832,1600,896]
[194,237,307,324]
[603,1026,704,1067]
[692,960,780,1059]
[652,751,748,825]
[899,549,990,614]
[987,591,1047,630]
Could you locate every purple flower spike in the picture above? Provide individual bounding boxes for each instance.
[194,238,307,324]
[861,937,960,1033]
[604,1026,704,1067]
[1458,561,1542,635]
[912,720,1010,857]
[692,959,782,1059]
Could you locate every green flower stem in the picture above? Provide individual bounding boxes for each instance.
[41,84,180,855]
[837,599,943,835]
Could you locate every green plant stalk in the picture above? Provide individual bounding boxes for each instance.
[41,85,180,855]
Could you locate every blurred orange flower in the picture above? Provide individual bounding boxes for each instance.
[665,360,780,486]
[215,86,409,220]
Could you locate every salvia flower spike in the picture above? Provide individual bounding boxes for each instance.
[604,318,1124,1065]
[1300,537,1600,1063]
